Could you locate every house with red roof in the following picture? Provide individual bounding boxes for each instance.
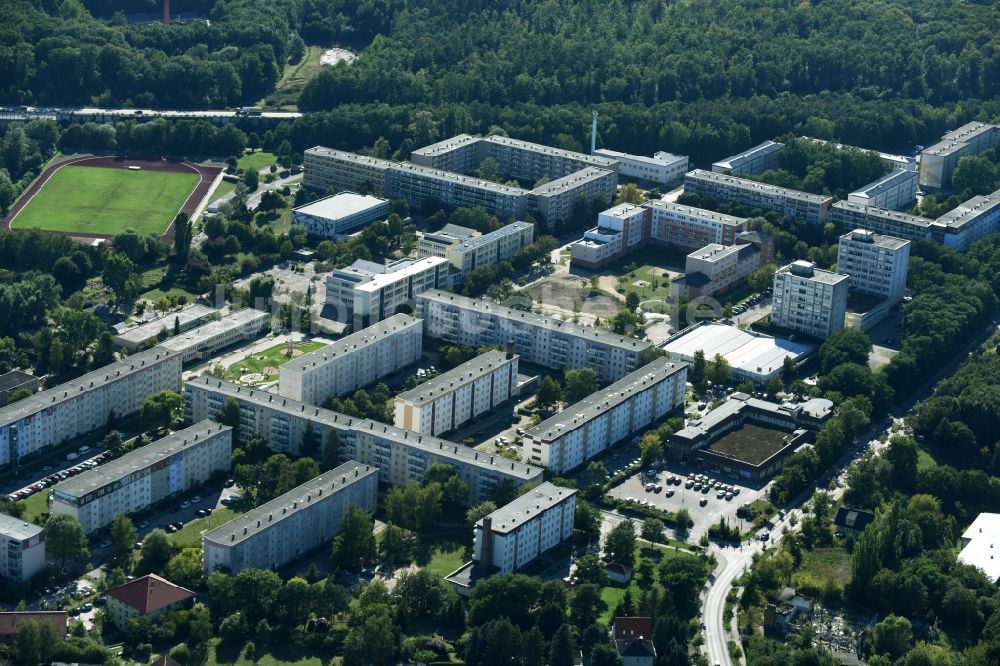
[105,574,195,631]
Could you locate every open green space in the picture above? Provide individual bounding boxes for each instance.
[412,529,469,577]
[225,340,327,383]
[794,546,852,588]
[237,151,278,173]
[20,489,49,522]
[12,165,199,236]
[205,638,325,666]
[169,508,238,548]
[603,245,687,303]
[258,45,327,110]
[209,178,237,201]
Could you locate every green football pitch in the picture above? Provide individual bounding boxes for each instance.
[12,165,200,236]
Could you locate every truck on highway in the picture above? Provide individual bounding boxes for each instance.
[237,106,263,116]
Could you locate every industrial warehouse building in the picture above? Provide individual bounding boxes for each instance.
[50,421,233,534]
[291,192,390,238]
[184,377,543,503]
[202,461,378,573]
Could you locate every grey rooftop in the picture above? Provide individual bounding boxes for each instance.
[395,350,516,406]
[479,481,577,534]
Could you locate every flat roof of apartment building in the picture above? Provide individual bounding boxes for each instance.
[449,221,533,254]
[203,461,377,548]
[186,377,544,481]
[0,346,180,428]
[525,358,686,441]
[599,203,647,220]
[777,260,849,285]
[932,189,1000,231]
[292,192,388,220]
[159,309,271,354]
[0,370,37,393]
[643,199,748,226]
[396,350,516,407]
[53,421,231,498]
[417,290,653,353]
[479,481,577,534]
[839,228,910,250]
[0,512,43,540]
[282,313,420,374]
[411,134,482,158]
[686,169,834,205]
[531,167,613,196]
[389,161,528,196]
[483,135,618,169]
[423,224,479,245]
[850,169,916,198]
[923,122,1000,157]
[304,146,395,169]
[831,200,933,228]
[115,305,217,345]
[711,140,785,171]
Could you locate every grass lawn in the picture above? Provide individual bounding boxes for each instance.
[20,490,49,522]
[602,245,687,303]
[169,508,238,548]
[225,340,327,383]
[13,165,199,236]
[917,446,938,472]
[410,528,469,577]
[210,179,236,201]
[600,585,630,625]
[205,638,324,666]
[237,151,278,172]
[259,45,326,110]
[794,546,852,588]
[138,266,200,303]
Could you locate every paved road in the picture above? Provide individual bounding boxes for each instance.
[701,314,1000,666]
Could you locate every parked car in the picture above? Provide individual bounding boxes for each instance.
[180,500,190,508]
[223,479,235,488]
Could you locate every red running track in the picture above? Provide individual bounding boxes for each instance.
[2,155,223,243]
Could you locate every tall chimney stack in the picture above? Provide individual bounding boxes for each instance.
[590,110,598,154]
[163,0,170,25]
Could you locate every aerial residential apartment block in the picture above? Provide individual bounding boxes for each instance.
[278,313,422,405]
[711,141,785,175]
[837,229,910,303]
[202,461,378,573]
[593,148,689,186]
[184,377,543,503]
[50,421,232,534]
[847,168,919,211]
[473,482,577,574]
[522,358,688,473]
[0,347,182,467]
[670,231,774,301]
[0,514,45,582]
[919,122,1000,189]
[416,290,652,382]
[324,257,450,329]
[393,349,519,436]
[684,169,833,225]
[929,189,1000,251]
[831,201,933,243]
[439,221,534,274]
[771,261,850,340]
[570,203,651,268]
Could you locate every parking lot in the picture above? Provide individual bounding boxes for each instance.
[608,461,766,540]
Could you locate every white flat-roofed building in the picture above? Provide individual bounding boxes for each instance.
[712,141,785,175]
[837,229,910,302]
[410,134,486,173]
[444,221,534,274]
[772,261,850,340]
[394,350,518,436]
[325,256,450,330]
[202,461,377,574]
[684,170,833,225]
[292,192,390,238]
[303,147,393,195]
[662,322,814,385]
[114,305,218,351]
[570,204,650,268]
[50,421,232,534]
[522,358,687,473]
[847,169,918,211]
[959,513,1000,585]
[929,189,1000,251]
[529,167,618,229]
[279,314,422,405]
[919,122,1000,189]
[159,308,271,363]
[0,347,182,467]
[831,201,933,243]
[416,290,652,382]
[0,514,44,581]
[473,482,576,574]
[645,200,748,250]
[417,224,480,259]
[184,377,543,503]
[593,149,689,186]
